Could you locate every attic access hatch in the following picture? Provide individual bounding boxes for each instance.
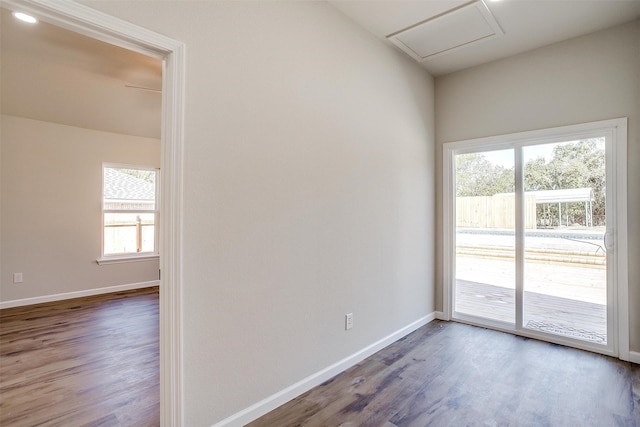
[387,0,503,63]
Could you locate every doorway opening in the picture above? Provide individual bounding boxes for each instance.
[2,0,185,422]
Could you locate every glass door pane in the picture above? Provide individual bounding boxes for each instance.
[454,149,515,324]
[522,139,607,344]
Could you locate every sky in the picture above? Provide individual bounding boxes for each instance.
[482,145,555,168]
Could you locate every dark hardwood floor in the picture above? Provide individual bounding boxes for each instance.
[250,320,640,427]
[0,287,159,426]
[3,290,638,426]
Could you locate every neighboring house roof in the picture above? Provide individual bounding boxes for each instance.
[104,168,155,201]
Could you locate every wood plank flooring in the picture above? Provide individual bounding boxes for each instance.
[249,321,640,427]
[0,287,159,426]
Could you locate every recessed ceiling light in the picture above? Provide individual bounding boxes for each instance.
[12,12,38,24]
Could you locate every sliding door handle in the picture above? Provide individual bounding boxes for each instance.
[604,232,614,251]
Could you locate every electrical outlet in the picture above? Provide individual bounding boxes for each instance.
[345,313,353,330]
[13,272,23,284]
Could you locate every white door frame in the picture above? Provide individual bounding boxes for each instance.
[442,118,629,361]
[2,0,186,424]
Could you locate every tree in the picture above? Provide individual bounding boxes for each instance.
[455,153,513,197]
[120,168,156,184]
[523,157,552,191]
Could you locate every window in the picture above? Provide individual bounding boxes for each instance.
[101,165,159,261]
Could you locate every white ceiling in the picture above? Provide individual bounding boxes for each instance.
[1,1,639,139]
[329,0,640,76]
[0,7,162,139]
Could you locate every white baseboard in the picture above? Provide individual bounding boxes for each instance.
[434,311,446,320]
[629,351,640,364]
[0,280,160,309]
[212,312,438,427]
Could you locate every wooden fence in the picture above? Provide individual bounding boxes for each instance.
[456,194,537,229]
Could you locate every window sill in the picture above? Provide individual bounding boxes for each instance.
[96,254,159,265]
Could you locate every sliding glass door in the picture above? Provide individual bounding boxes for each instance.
[444,119,627,356]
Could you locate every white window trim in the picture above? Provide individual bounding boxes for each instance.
[97,254,160,265]
[100,163,160,261]
[442,118,628,360]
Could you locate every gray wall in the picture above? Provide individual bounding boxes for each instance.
[81,1,436,424]
[1,115,160,303]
